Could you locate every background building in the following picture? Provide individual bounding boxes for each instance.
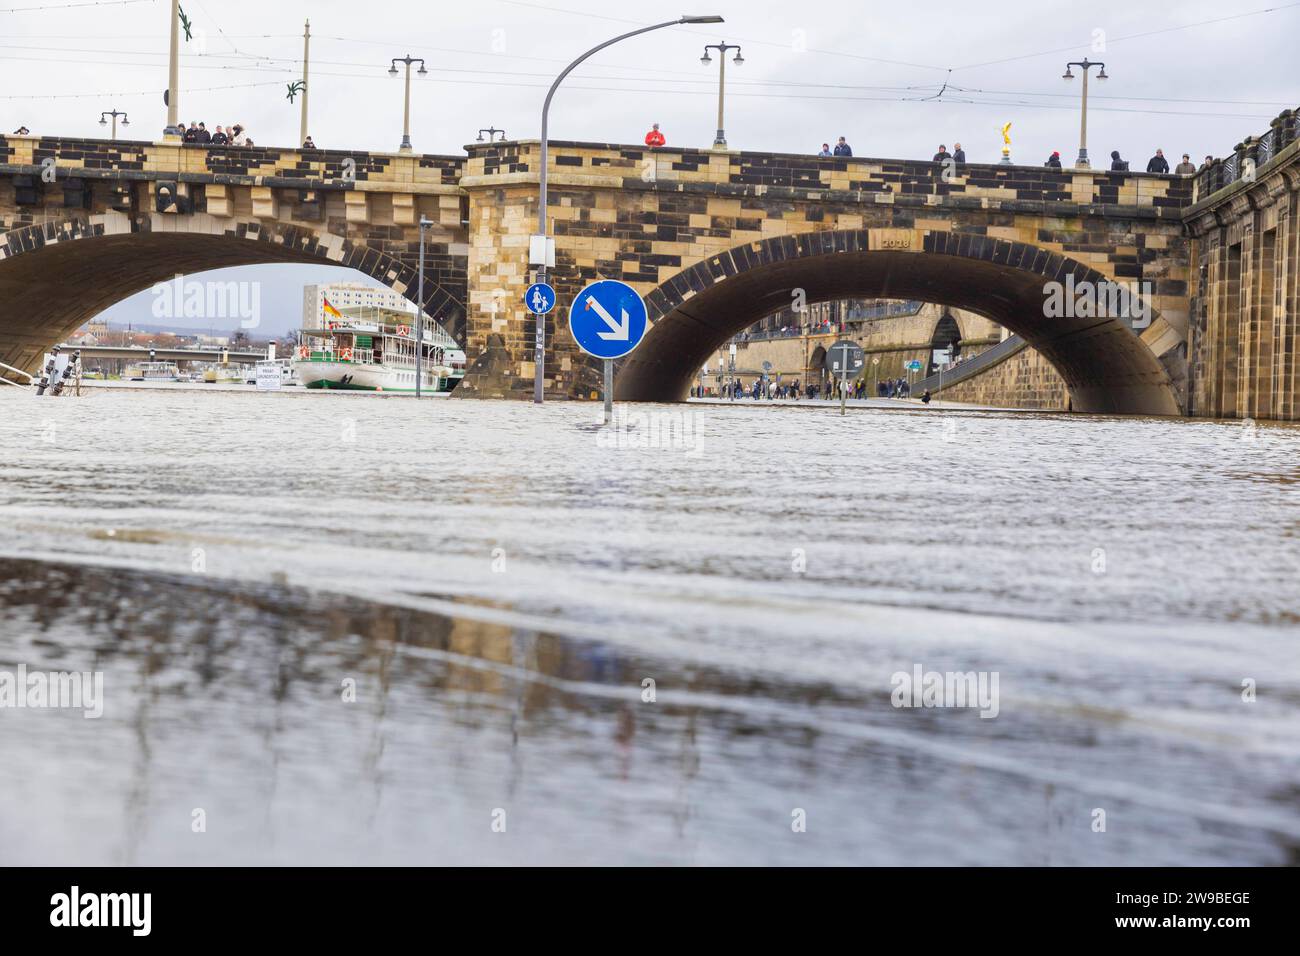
[302,282,458,348]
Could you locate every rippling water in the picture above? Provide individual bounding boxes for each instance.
[0,386,1297,865]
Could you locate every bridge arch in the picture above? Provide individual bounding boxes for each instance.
[616,229,1181,415]
[0,213,465,374]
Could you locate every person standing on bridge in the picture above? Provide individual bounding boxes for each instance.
[1110,150,1129,171]
[644,123,665,148]
[833,136,853,157]
[818,143,831,157]
[211,126,229,146]
[952,142,966,163]
[196,123,211,144]
[1045,151,1062,168]
[1175,153,1196,175]
[932,145,951,163]
[1146,149,1170,174]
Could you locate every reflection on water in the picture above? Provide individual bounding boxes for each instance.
[0,389,1298,865]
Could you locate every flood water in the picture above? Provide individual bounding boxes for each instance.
[0,386,1297,865]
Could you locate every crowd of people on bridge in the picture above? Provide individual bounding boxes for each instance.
[178,122,253,146]
[9,113,1217,178]
[803,133,1207,176]
[693,374,930,402]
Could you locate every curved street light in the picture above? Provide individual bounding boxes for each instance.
[531,14,724,404]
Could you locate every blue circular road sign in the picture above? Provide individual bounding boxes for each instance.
[567,279,649,360]
[524,283,556,315]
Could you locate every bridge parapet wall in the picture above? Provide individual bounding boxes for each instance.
[463,139,1192,213]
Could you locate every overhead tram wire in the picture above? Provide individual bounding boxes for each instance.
[490,0,1300,95]
[0,38,1282,109]
[0,0,149,11]
[0,46,1275,120]
[952,0,1300,71]
[490,0,951,73]
[0,80,281,101]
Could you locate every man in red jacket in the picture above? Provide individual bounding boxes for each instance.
[645,123,665,148]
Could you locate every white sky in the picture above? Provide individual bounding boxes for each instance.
[4,0,1296,333]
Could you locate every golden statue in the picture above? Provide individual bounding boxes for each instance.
[1000,122,1013,163]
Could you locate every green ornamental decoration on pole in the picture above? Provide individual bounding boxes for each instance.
[179,7,193,42]
[286,81,306,103]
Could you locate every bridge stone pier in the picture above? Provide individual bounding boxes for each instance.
[3,108,1299,419]
[1184,110,1300,420]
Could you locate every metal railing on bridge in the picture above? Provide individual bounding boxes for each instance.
[1194,106,1299,199]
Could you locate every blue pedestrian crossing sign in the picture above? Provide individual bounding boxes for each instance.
[568,279,649,360]
[524,282,556,315]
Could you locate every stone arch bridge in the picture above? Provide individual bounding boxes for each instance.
[2,114,1296,417]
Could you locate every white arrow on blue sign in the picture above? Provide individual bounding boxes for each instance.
[524,282,556,315]
[567,279,649,360]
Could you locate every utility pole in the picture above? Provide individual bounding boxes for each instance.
[300,20,311,147]
[164,0,181,139]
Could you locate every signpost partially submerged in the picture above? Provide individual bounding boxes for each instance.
[568,279,649,424]
[825,340,864,416]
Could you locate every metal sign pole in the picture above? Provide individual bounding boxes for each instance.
[416,217,426,399]
[604,359,613,425]
[839,348,847,417]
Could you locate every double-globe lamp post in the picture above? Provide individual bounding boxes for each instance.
[389,55,428,153]
[532,14,725,405]
[1062,58,1108,169]
[99,110,129,141]
[700,41,742,149]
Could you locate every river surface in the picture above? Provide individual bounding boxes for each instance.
[0,386,1297,866]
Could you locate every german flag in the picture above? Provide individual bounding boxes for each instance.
[322,297,344,320]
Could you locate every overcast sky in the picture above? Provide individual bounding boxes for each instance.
[4,0,1296,333]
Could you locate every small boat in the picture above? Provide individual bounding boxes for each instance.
[293,320,458,393]
[202,365,247,384]
[125,361,181,382]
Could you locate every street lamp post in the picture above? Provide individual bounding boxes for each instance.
[415,216,431,398]
[532,14,724,405]
[699,41,742,149]
[99,110,129,141]
[476,127,507,143]
[388,55,428,153]
[1062,58,1108,169]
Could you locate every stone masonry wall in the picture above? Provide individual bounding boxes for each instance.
[457,139,1191,401]
[937,345,1070,410]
